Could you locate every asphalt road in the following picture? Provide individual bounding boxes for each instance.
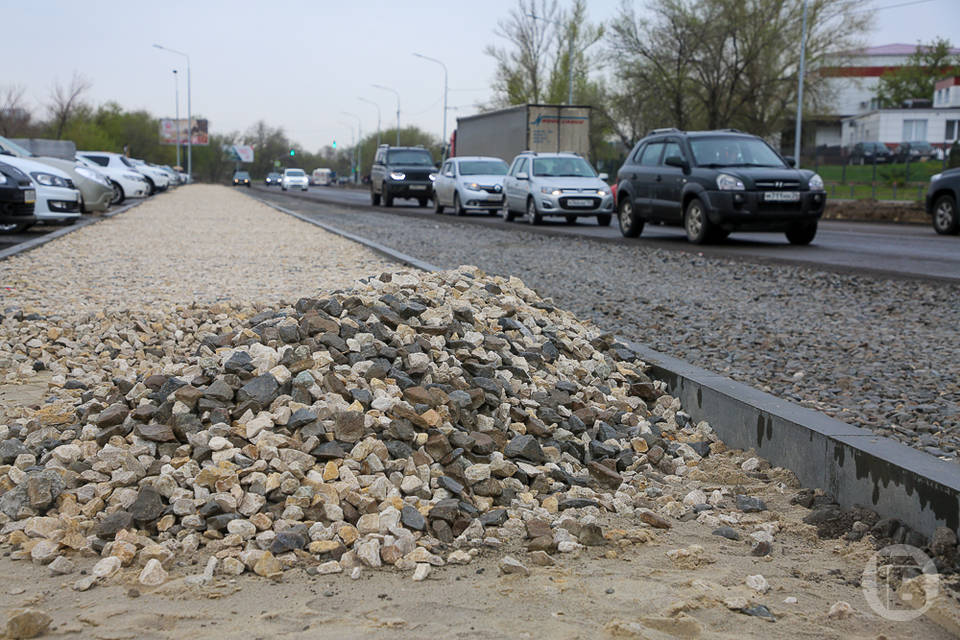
[252,183,960,283]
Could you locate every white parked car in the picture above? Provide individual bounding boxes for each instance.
[127,158,170,193]
[76,152,152,205]
[281,168,309,191]
[0,154,80,230]
[433,156,509,216]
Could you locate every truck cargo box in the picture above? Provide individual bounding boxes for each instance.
[453,104,590,162]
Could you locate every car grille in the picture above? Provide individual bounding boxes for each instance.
[403,170,432,181]
[559,196,601,209]
[754,180,800,190]
[480,185,502,194]
[0,201,34,217]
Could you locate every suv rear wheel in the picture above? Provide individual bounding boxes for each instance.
[618,198,643,238]
[684,197,714,244]
[932,194,959,235]
[526,198,542,225]
[785,221,818,245]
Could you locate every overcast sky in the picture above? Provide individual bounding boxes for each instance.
[5,0,957,152]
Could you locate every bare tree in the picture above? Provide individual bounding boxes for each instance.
[47,71,92,139]
[485,0,560,106]
[0,85,31,137]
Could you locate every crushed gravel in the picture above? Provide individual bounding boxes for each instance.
[252,196,960,461]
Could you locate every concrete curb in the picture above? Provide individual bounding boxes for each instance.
[257,193,960,538]
[0,198,145,262]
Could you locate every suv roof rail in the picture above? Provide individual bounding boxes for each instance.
[647,127,682,136]
[718,128,744,133]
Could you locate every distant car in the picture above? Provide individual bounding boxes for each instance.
[370,145,437,207]
[615,128,826,244]
[0,160,37,233]
[926,168,960,235]
[502,151,613,226]
[848,142,893,165]
[232,171,251,187]
[311,168,333,186]
[0,154,80,227]
[75,154,150,205]
[895,141,936,163]
[0,135,113,213]
[433,156,508,216]
[281,168,308,191]
[265,172,282,186]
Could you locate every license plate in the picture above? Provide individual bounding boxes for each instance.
[763,191,800,202]
[567,198,593,206]
[410,185,427,191]
[24,189,35,204]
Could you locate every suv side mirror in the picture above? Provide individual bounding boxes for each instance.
[783,156,796,167]
[598,172,609,181]
[517,172,529,180]
[664,156,689,171]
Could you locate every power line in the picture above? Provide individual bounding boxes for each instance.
[856,0,938,13]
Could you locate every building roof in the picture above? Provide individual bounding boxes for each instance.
[851,43,960,56]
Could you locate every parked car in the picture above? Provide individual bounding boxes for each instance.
[281,168,309,191]
[433,156,508,216]
[126,158,170,194]
[0,154,80,227]
[848,141,894,165]
[502,151,613,225]
[157,165,182,186]
[232,171,251,187]
[265,172,282,186]
[895,141,936,163]
[0,160,37,233]
[77,152,150,205]
[370,145,437,207]
[615,128,826,244]
[926,168,960,235]
[0,135,113,213]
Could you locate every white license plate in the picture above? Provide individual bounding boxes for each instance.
[24,189,35,204]
[567,198,593,206]
[763,191,800,202]
[410,185,427,191]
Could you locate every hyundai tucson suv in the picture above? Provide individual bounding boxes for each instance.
[926,168,960,235]
[615,128,826,244]
[0,161,37,233]
[370,145,437,207]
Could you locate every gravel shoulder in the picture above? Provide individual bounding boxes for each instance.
[251,193,960,461]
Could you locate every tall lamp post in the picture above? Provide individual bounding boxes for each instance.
[373,84,400,145]
[528,12,574,105]
[359,97,381,148]
[413,53,449,160]
[793,0,809,168]
[341,112,362,184]
[153,44,192,181]
[172,69,181,170]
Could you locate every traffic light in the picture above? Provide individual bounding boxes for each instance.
[289,149,295,157]
[332,140,337,149]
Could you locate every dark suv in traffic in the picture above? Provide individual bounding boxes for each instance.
[615,129,826,244]
[370,145,437,207]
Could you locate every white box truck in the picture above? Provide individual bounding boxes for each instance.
[452,104,591,162]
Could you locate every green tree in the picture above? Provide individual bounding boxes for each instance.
[876,37,959,107]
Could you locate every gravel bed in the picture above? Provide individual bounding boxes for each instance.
[260,199,960,460]
[0,185,395,315]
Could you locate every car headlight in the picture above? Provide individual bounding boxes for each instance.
[75,166,111,187]
[931,173,942,183]
[540,186,562,196]
[597,189,608,197]
[30,172,69,188]
[389,171,405,180]
[716,173,745,191]
[808,173,824,190]
[464,182,481,191]
[429,173,437,181]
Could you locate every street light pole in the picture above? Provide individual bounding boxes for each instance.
[373,84,400,145]
[794,0,809,169]
[341,112,362,184]
[173,70,181,170]
[528,12,574,105]
[359,98,381,148]
[413,53,449,159]
[154,44,192,181]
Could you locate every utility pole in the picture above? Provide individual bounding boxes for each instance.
[359,97,381,148]
[154,44,192,181]
[413,53,449,159]
[373,84,400,145]
[528,12,575,105]
[173,70,181,169]
[794,0,809,168]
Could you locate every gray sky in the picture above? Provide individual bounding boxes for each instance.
[5,0,957,152]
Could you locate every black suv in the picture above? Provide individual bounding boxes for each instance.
[615,129,826,244]
[370,145,437,207]
[926,168,959,235]
[0,160,37,234]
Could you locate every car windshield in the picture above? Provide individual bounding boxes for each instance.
[690,137,785,168]
[0,135,34,157]
[911,142,933,150]
[866,143,886,151]
[388,150,433,166]
[268,172,280,177]
[531,156,596,177]
[286,169,305,176]
[234,172,249,178]
[459,160,508,176]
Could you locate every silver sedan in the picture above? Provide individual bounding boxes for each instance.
[433,156,509,216]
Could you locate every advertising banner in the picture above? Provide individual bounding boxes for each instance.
[231,145,254,162]
[159,118,210,146]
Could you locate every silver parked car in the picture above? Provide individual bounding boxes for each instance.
[502,152,613,225]
[433,156,509,216]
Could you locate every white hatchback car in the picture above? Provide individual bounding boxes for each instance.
[433,156,509,216]
[502,152,613,225]
[281,168,309,191]
[77,152,153,204]
[0,154,80,230]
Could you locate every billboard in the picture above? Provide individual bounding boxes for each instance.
[159,118,209,146]
[231,145,254,162]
